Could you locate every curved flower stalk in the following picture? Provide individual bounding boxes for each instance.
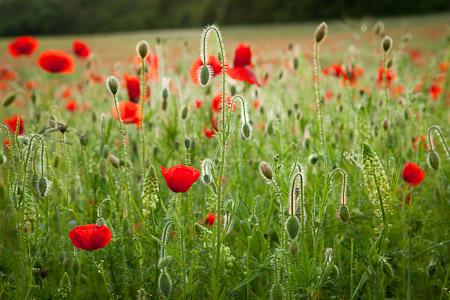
[158,221,174,298]
[329,168,350,223]
[427,125,449,171]
[198,24,252,293]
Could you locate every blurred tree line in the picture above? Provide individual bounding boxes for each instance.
[0,0,449,35]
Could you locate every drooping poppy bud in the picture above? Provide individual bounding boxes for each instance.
[427,151,440,171]
[259,161,273,180]
[285,215,300,240]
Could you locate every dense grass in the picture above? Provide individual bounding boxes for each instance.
[0,15,449,299]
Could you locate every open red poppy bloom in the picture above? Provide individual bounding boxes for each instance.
[73,40,90,58]
[227,44,260,86]
[65,100,77,112]
[111,101,141,128]
[69,224,112,251]
[190,56,223,84]
[4,115,24,135]
[37,50,74,74]
[204,213,217,225]
[211,94,235,113]
[160,164,200,193]
[376,67,394,87]
[429,84,442,100]
[124,75,140,102]
[341,65,364,86]
[402,162,425,187]
[323,64,344,78]
[8,36,38,57]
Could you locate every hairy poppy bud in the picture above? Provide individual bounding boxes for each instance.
[108,154,120,168]
[386,58,393,68]
[309,154,319,165]
[158,270,172,298]
[314,22,328,44]
[293,57,299,70]
[270,282,284,300]
[79,133,88,146]
[288,239,298,255]
[427,259,436,277]
[241,123,252,140]
[106,76,119,96]
[199,64,212,87]
[136,40,149,59]
[427,150,440,171]
[382,36,393,53]
[181,105,188,120]
[259,161,273,180]
[337,205,350,223]
[230,85,237,96]
[57,123,67,134]
[383,118,389,131]
[285,215,300,240]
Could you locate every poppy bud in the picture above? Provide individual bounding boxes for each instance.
[288,239,298,255]
[136,40,149,59]
[427,150,440,171]
[427,260,436,277]
[106,76,119,96]
[162,97,168,111]
[158,270,172,298]
[180,105,188,120]
[337,205,350,223]
[314,22,328,44]
[0,154,6,165]
[293,57,299,70]
[157,256,173,269]
[285,215,300,240]
[259,161,273,180]
[386,58,393,68]
[270,282,284,300]
[184,139,191,150]
[241,123,252,140]
[57,123,67,134]
[199,64,212,87]
[381,257,393,279]
[266,121,274,136]
[381,36,393,53]
[373,21,384,36]
[35,176,50,198]
[79,134,88,146]
[383,118,389,131]
[108,154,120,168]
[230,85,237,96]
[309,154,319,165]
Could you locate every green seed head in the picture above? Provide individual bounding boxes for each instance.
[136,40,149,59]
[105,76,119,96]
[337,205,350,223]
[199,64,212,87]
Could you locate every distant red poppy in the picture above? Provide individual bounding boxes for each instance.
[37,50,74,74]
[204,128,215,138]
[0,67,16,81]
[124,75,140,102]
[73,40,90,58]
[4,115,24,135]
[8,36,38,57]
[3,138,11,149]
[227,44,260,86]
[323,64,344,78]
[69,224,112,251]
[194,99,203,108]
[160,164,200,193]
[111,101,141,128]
[341,65,364,86]
[211,94,235,113]
[204,213,217,225]
[65,100,77,112]
[190,56,223,84]
[429,84,442,100]
[402,162,425,187]
[146,54,159,81]
[377,67,394,87]
[412,135,427,151]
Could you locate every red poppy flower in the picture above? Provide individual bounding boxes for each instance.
[429,84,442,100]
[69,224,112,251]
[194,99,203,108]
[160,164,200,193]
[204,213,216,225]
[211,94,235,113]
[341,65,364,86]
[0,67,16,81]
[402,162,425,187]
[204,128,215,139]
[146,54,159,81]
[227,44,260,86]
[377,67,394,87]
[65,100,77,112]
[73,40,90,58]
[124,75,140,102]
[190,56,223,84]
[37,50,74,74]
[323,64,344,78]
[4,115,24,135]
[3,138,11,149]
[111,101,141,128]
[8,36,38,57]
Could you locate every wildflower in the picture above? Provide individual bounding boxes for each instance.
[111,101,142,128]
[211,94,235,113]
[124,75,140,103]
[3,138,11,149]
[72,40,90,58]
[204,213,217,225]
[402,162,425,187]
[68,224,112,250]
[160,164,200,193]
[37,50,74,74]
[65,100,77,112]
[377,67,395,87]
[4,114,24,135]
[0,67,16,81]
[8,36,38,57]
[227,44,260,86]
[204,128,215,138]
[429,84,442,101]
[190,56,222,84]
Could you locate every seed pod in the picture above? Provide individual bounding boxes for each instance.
[158,270,172,298]
[108,154,120,168]
[381,36,393,53]
[270,282,284,300]
[285,215,300,240]
[309,154,319,165]
[427,150,440,171]
[105,76,119,96]
[337,205,350,223]
[259,161,273,180]
[314,22,328,44]
[383,118,389,131]
[136,40,149,59]
[181,105,188,120]
[230,85,237,96]
[199,64,212,87]
[79,134,88,146]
